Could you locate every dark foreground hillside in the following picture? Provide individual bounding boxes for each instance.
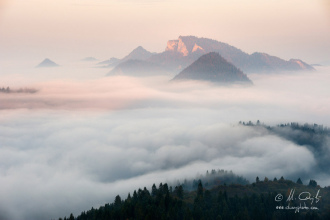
[58,174,330,220]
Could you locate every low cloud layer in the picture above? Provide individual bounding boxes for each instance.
[0,66,330,219]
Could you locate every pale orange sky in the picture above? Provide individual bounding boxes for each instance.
[0,0,329,64]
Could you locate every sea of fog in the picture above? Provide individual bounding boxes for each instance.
[0,62,330,220]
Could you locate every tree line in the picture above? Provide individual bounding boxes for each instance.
[0,86,37,94]
[57,171,330,220]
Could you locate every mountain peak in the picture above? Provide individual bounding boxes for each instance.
[132,46,147,52]
[121,46,154,62]
[172,52,252,84]
[36,58,59,68]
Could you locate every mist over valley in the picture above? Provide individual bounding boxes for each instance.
[1,50,330,218]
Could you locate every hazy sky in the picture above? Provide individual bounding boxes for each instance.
[0,0,329,64]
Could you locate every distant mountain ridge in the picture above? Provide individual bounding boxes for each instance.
[81,57,98,62]
[104,36,314,76]
[97,57,120,66]
[108,59,171,76]
[172,52,252,84]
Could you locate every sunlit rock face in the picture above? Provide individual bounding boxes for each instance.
[166,40,179,52]
[289,59,315,70]
[165,36,202,57]
[192,43,205,53]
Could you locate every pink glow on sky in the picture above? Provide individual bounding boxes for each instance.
[0,0,329,64]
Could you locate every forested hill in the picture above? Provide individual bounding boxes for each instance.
[239,121,330,148]
[57,171,330,220]
[239,121,330,175]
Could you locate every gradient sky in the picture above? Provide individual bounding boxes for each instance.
[0,0,329,64]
